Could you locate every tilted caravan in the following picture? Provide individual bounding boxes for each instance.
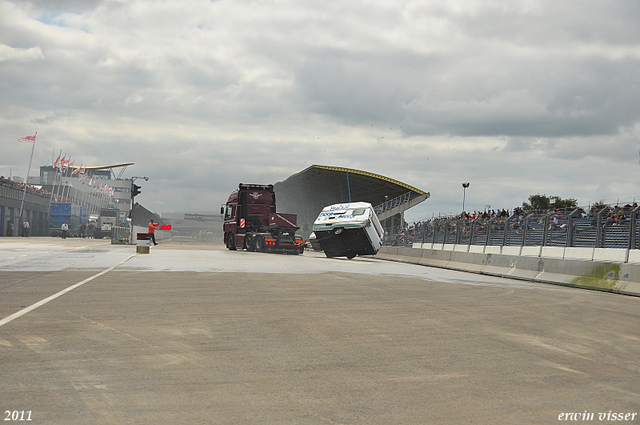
[312,202,383,258]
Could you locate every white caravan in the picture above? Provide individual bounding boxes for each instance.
[312,202,383,258]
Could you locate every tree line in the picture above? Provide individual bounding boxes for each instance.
[522,194,609,212]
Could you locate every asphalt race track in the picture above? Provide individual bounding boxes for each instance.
[1,237,639,424]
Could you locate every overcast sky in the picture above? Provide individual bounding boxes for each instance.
[2,0,640,222]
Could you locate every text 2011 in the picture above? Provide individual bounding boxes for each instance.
[4,411,32,421]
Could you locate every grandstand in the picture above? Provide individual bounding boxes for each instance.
[405,204,640,250]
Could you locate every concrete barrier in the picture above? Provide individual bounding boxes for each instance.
[541,246,565,259]
[447,251,486,273]
[469,245,485,254]
[521,246,541,257]
[381,245,640,297]
[593,248,627,263]
[564,247,593,261]
[627,250,640,264]
[501,246,522,256]
[485,246,501,255]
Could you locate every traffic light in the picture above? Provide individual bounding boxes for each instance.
[131,183,142,198]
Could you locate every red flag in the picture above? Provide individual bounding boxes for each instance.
[18,135,35,141]
[159,224,172,231]
[54,155,60,167]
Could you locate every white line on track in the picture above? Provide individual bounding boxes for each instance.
[0,253,137,328]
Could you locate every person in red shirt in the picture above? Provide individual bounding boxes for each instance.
[148,219,159,246]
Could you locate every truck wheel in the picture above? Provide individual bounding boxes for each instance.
[227,232,236,250]
[346,252,357,259]
[254,235,265,252]
[244,234,255,252]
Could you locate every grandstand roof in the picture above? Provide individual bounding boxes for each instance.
[274,165,428,237]
[277,165,426,207]
[70,162,135,171]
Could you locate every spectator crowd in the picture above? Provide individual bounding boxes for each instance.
[0,176,67,201]
[385,203,640,247]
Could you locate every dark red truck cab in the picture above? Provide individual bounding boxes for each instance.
[221,184,304,254]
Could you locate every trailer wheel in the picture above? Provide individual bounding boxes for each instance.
[227,232,236,250]
[346,252,357,259]
[254,235,265,252]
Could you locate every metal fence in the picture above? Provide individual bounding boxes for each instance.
[0,184,51,207]
[403,206,640,250]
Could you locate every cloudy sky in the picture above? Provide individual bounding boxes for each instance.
[2,0,640,222]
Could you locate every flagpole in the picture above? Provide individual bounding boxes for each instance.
[49,150,62,203]
[18,132,37,236]
[63,159,72,202]
[55,154,64,201]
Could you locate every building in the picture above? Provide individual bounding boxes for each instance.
[1,162,144,237]
[39,163,135,218]
[0,176,50,236]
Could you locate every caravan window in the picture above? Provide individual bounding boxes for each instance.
[352,208,367,216]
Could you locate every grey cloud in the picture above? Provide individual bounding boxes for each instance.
[2,0,640,218]
[20,0,105,14]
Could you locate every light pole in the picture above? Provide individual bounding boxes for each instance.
[462,182,470,213]
[129,176,148,244]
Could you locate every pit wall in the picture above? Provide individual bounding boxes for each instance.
[378,244,640,297]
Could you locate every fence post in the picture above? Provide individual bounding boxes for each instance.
[486,217,494,246]
[443,220,448,244]
[629,206,640,250]
[503,215,514,246]
[566,209,580,247]
[523,214,533,246]
[596,207,607,248]
[469,218,476,248]
[542,212,554,246]
[432,220,437,245]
